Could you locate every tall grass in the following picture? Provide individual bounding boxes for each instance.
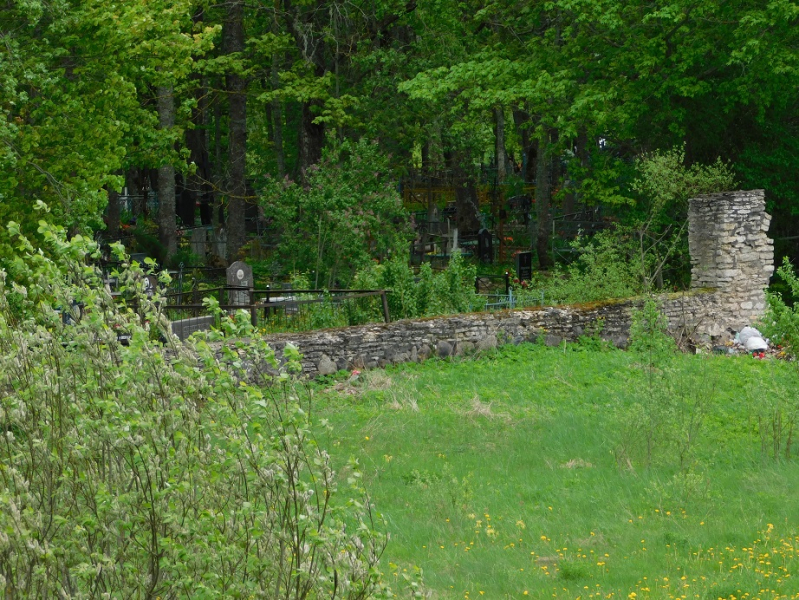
[313,344,799,599]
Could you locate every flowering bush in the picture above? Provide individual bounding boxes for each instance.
[0,212,390,598]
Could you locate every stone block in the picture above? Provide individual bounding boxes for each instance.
[476,334,498,351]
[545,334,562,347]
[455,341,474,355]
[437,340,453,358]
[317,354,338,376]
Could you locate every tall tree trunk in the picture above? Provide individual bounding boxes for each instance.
[451,148,480,235]
[106,185,120,241]
[212,91,223,230]
[186,9,213,227]
[418,142,431,261]
[270,19,285,178]
[299,99,324,175]
[225,0,247,260]
[535,132,553,270]
[157,85,177,260]
[127,168,145,218]
[454,178,480,234]
[494,106,508,228]
[494,106,508,183]
[562,129,587,218]
[186,78,214,226]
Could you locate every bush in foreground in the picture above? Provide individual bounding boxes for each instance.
[0,214,389,598]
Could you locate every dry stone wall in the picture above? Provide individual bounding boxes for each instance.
[225,190,773,377]
[256,290,725,377]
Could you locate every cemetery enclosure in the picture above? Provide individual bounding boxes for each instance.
[240,190,775,377]
[252,290,725,376]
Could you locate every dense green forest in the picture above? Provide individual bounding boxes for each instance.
[1,0,798,276]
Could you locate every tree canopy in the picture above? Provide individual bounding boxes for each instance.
[1,0,797,266]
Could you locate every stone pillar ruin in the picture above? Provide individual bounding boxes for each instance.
[688,190,774,331]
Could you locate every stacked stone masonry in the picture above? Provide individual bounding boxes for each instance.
[257,291,728,377]
[211,190,773,377]
[688,189,774,333]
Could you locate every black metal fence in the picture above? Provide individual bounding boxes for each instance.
[162,287,391,335]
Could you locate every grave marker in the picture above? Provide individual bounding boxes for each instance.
[227,260,252,307]
[477,228,493,263]
[515,251,532,281]
[190,228,207,257]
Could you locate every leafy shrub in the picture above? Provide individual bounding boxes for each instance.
[628,298,676,358]
[352,251,477,320]
[541,227,645,305]
[629,145,737,288]
[0,217,389,598]
[261,139,412,289]
[761,257,799,355]
[616,300,709,471]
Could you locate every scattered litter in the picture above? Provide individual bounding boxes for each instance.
[723,326,790,360]
[744,336,768,352]
[736,326,762,346]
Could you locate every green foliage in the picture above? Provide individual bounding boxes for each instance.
[541,228,645,305]
[761,257,799,355]
[0,0,214,261]
[0,219,390,598]
[261,139,411,288]
[352,251,477,321]
[619,300,710,472]
[574,319,615,352]
[628,299,677,358]
[627,147,738,289]
[631,145,737,216]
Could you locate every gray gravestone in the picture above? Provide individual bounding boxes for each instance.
[227,261,252,307]
[214,228,227,259]
[191,228,206,257]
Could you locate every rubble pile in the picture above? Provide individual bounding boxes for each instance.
[714,326,788,360]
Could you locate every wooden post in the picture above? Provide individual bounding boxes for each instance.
[249,285,256,327]
[381,290,391,323]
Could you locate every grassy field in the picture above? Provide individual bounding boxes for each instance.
[311,343,799,599]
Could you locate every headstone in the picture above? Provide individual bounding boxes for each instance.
[191,228,206,257]
[515,251,532,281]
[477,228,493,263]
[227,260,252,307]
[171,315,215,340]
[144,274,159,298]
[214,228,227,260]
